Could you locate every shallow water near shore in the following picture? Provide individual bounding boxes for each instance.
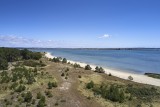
[30,48,160,74]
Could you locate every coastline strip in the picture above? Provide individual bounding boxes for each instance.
[45,52,160,87]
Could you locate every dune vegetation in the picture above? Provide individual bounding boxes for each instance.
[0,47,160,107]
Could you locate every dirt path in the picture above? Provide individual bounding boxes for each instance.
[45,61,101,107]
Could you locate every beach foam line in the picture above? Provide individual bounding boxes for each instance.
[45,52,160,87]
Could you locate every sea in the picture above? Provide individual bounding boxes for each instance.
[29,48,160,74]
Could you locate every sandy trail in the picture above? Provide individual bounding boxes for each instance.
[56,68,99,107]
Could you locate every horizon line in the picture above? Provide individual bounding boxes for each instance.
[1,46,160,49]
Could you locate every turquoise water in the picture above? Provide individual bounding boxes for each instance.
[30,48,160,74]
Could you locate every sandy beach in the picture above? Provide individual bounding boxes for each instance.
[45,52,160,87]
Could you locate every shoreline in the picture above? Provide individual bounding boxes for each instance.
[45,52,160,87]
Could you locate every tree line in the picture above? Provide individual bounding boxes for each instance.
[0,47,42,70]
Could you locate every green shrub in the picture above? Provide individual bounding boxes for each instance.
[136,104,142,107]
[11,67,37,85]
[26,103,31,106]
[0,71,10,83]
[37,92,42,99]
[27,75,36,84]
[86,81,94,89]
[68,62,71,64]
[15,105,19,107]
[52,57,60,63]
[126,86,158,98]
[95,66,99,72]
[65,76,68,79]
[10,82,18,90]
[52,82,57,87]
[61,73,65,76]
[4,99,7,103]
[95,66,105,73]
[73,63,81,68]
[109,73,112,76]
[40,60,42,63]
[98,67,105,73]
[85,65,92,70]
[5,100,12,105]
[48,81,57,89]
[15,85,26,92]
[45,91,53,98]
[24,91,32,103]
[19,79,24,84]
[65,68,69,72]
[37,96,46,107]
[48,82,53,89]
[0,58,8,70]
[78,75,81,78]
[62,58,67,63]
[128,76,133,80]
[92,84,125,103]
[129,94,133,100]
[18,97,23,103]
[21,92,25,97]
[66,73,69,76]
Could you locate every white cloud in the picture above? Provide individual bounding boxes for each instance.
[98,34,111,38]
[0,35,88,48]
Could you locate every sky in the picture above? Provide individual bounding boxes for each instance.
[0,0,160,48]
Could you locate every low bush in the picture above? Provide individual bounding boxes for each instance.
[109,73,112,76]
[61,73,65,76]
[65,76,68,79]
[48,82,53,89]
[86,81,94,89]
[37,92,42,99]
[65,68,69,72]
[73,63,81,68]
[95,66,105,73]
[85,65,92,70]
[52,57,61,63]
[48,81,57,89]
[15,85,26,92]
[37,96,46,107]
[126,86,158,98]
[128,76,133,81]
[45,90,53,98]
[24,91,32,103]
[62,58,67,63]
[52,82,58,87]
[78,75,81,78]
[92,84,125,103]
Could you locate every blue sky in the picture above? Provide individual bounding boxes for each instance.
[0,0,160,48]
